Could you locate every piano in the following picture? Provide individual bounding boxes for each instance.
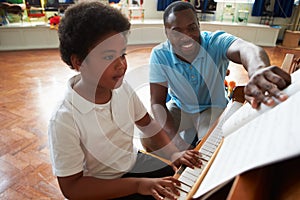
[169,86,245,200]
[168,54,300,200]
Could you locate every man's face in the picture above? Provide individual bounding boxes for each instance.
[165,9,200,63]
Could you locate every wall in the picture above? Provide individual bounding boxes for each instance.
[138,0,293,40]
[142,0,163,19]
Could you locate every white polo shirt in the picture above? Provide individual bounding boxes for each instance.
[48,75,147,179]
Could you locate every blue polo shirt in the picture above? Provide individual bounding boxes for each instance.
[149,31,237,113]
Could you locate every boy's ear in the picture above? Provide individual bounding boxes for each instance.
[70,54,82,71]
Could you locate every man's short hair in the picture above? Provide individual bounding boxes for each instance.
[163,1,197,25]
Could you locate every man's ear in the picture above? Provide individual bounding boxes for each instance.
[70,54,82,71]
[164,28,169,36]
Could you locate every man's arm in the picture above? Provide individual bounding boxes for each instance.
[226,39,291,108]
[149,82,191,150]
[150,83,176,135]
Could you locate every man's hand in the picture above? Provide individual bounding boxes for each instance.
[244,66,291,109]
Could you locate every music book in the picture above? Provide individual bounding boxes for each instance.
[193,69,300,199]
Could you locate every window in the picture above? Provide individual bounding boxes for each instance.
[214,0,255,3]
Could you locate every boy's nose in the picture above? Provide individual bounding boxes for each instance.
[115,57,127,70]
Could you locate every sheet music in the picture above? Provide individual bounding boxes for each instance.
[222,81,300,136]
[193,70,300,198]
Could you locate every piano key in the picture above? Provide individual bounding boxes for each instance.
[181,170,198,182]
[176,182,191,193]
[202,146,215,154]
[196,158,208,166]
[206,137,219,145]
[207,135,218,141]
[176,189,188,200]
[204,140,219,147]
[201,154,210,161]
[200,157,209,163]
[202,143,216,151]
[178,174,195,187]
[210,136,222,142]
[165,187,188,200]
[199,151,211,158]
[200,148,213,157]
[185,166,203,177]
[199,147,212,154]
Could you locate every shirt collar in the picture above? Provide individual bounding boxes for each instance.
[66,75,96,114]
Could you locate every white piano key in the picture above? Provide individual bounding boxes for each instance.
[178,174,195,187]
[176,189,188,200]
[181,170,198,182]
[201,154,210,161]
[200,148,213,157]
[185,167,203,177]
[199,147,212,154]
[204,140,218,148]
[176,182,191,193]
[200,160,209,167]
[206,137,219,145]
[164,189,187,200]
[202,144,216,153]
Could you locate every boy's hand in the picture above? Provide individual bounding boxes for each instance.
[171,150,202,169]
[137,177,181,200]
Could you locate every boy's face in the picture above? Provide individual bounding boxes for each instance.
[80,32,128,90]
[165,9,200,62]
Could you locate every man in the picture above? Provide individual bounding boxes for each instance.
[148,1,291,150]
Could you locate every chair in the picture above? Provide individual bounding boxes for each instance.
[44,0,59,12]
[0,2,23,23]
[25,0,46,22]
[281,53,300,74]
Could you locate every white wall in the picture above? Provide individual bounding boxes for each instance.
[143,0,163,19]
[139,0,293,40]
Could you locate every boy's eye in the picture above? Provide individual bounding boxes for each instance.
[103,55,114,60]
[102,53,126,61]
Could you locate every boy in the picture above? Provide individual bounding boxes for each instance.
[48,1,201,199]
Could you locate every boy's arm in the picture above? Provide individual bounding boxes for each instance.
[57,171,181,200]
[58,171,140,199]
[136,113,201,168]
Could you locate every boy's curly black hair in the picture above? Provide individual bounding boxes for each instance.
[58,1,131,69]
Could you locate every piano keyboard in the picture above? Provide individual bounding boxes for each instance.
[167,101,243,200]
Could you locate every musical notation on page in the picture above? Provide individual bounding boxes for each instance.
[222,80,300,137]
[193,69,300,199]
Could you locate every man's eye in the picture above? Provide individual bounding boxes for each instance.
[189,25,198,32]
[170,30,182,37]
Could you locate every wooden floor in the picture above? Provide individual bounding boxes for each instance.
[0,44,299,199]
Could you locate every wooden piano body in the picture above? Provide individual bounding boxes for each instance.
[223,155,300,200]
